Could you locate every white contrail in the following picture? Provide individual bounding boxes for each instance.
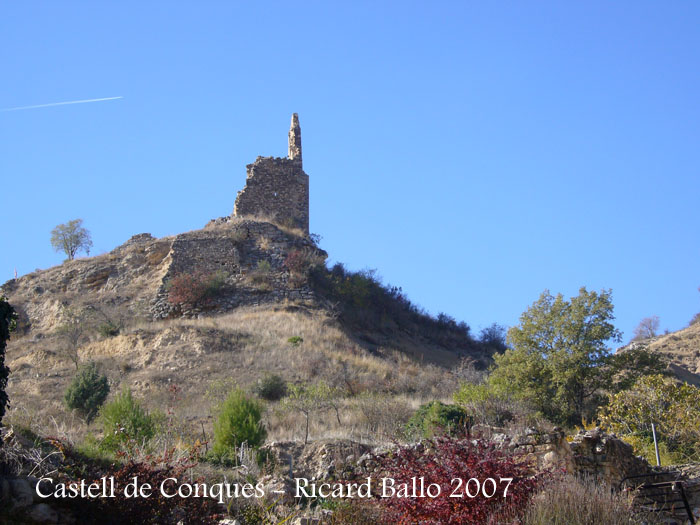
[1,96,123,112]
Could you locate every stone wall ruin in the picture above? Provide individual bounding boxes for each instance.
[233,114,309,234]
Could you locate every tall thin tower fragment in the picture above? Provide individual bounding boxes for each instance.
[288,113,302,166]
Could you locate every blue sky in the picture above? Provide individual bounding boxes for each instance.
[1,1,699,344]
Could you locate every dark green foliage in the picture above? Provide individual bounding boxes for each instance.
[609,347,667,393]
[406,401,469,438]
[253,374,287,401]
[0,296,16,424]
[99,389,158,452]
[213,389,266,455]
[97,321,120,338]
[310,263,477,351]
[478,323,508,353]
[64,362,110,422]
[490,287,622,426]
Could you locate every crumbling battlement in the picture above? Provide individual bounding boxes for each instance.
[233,114,309,234]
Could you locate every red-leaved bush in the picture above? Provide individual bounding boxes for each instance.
[284,249,308,275]
[167,270,223,310]
[284,249,320,287]
[34,441,221,525]
[373,437,541,524]
[97,447,220,524]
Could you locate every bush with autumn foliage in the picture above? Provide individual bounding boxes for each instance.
[166,270,227,310]
[97,448,220,524]
[284,248,323,287]
[371,436,541,524]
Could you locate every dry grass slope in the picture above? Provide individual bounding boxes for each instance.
[5,304,460,446]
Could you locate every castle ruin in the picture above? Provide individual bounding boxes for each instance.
[233,114,309,234]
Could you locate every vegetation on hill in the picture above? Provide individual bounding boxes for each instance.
[64,361,110,422]
[0,296,16,424]
[50,218,93,260]
[599,374,700,463]
[2,223,699,523]
[212,388,266,456]
[309,261,492,358]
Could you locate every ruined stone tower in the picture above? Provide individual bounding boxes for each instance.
[288,113,302,165]
[233,114,309,234]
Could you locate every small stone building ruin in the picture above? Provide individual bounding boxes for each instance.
[233,113,310,234]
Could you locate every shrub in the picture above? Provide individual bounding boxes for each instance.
[248,260,272,288]
[309,262,476,351]
[212,389,266,455]
[374,437,541,523]
[94,447,218,524]
[284,249,311,275]
[253,374,287,401]
[328,501,385,524]
[167,270,227,309]
[100,388,159,452]
[453,382,538,428]
[617,434,678,466]
[64,362,110,422]
[355,392,414,440]
[478,323,508,353]
[406,401,469,438]
[97,321,120,338]
[287,335,303,347]
[284,248,323,287]
[598,374,700,462]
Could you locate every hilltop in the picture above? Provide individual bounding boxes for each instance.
[618,321,700,387]
[2,115,699,525]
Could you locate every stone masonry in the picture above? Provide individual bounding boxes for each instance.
[233,114,309,234]
[150,220,324,319]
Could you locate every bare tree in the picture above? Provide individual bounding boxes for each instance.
[632,315,660,341]
[56,306,89,369]
[280,381,343,444]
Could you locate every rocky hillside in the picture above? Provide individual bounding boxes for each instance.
[618,322,700,386]
[0,217,491,443]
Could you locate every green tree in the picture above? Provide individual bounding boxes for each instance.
[212,389,266,455]
[599,374,700,462]
[489,287,621,425]
[99,388,158,452]
[608,347,666,393]
[0,296,17,425]
[50,219,93,260]
[64,362,110,422]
